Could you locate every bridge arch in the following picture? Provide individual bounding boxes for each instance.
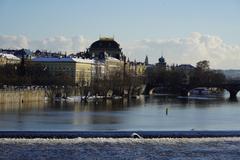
[147,86,170,95]
[149,88,155,95]
[181,86,240,100]
[145,83,240,100]
[149,87,161,95]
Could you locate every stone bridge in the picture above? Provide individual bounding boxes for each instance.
[145,82,240,100]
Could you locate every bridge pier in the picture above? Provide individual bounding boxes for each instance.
[180,91,188,97]
[180,88,189,97]
[229,90,238,100]
[224,87,239,100]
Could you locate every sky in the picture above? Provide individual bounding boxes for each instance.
[0,0,240,69]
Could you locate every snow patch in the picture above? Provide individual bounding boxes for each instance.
[32,57,94,63]
[0,52,20,60]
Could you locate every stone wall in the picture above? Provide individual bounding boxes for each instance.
[0,89,45,103]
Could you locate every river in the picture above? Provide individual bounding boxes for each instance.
[0,94,240,131]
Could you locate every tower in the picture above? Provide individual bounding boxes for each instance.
[156,56,167,69]
[144,55,149,65]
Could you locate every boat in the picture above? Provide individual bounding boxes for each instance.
[189,87,224,99]
[190,87,209,96]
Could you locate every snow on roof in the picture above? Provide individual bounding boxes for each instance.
[107,57,121,62]
[72,58,94,63]
[0,52,20,60]
[177,64,195,69]
[32,57,94,64]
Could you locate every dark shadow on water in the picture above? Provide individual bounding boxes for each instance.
[47,98,146,112]
[228,97,238,103]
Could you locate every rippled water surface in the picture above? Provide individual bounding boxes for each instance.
[0,95,240,131]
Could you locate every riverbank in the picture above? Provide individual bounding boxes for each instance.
[0,88,45,103]
[0,137,240,160]
[0,86,141,103]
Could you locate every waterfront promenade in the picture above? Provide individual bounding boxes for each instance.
[1,137,240,159]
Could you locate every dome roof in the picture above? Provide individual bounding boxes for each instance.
[159,56,165,63]
[89,37,121,51]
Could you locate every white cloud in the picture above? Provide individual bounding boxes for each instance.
[123,32,240,69]
[30,36,90,53]
[0,35,29,49]
[0,35,90,54]
[0,33,240,69]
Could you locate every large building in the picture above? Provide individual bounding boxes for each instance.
[32,57,95,85]
[0,52,20,66]
[86,37,124,60]
[32,38,146,85]
[85,37,145,76]
[156,56,167,69]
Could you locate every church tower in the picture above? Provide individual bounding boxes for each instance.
[156,56,167,69]
[144,55,149,65]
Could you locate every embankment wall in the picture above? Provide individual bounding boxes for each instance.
[0,89,45,103]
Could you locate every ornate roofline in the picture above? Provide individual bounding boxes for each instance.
[99,37,114,41]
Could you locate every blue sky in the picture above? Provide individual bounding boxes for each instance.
[0,0,239,43]
[0,0,240,68]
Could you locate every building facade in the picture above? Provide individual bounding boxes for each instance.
[86,37,124,60]
[156,56,167,69]
[32,38,146,85]
[32,57,94,85]
[0,53,20,66]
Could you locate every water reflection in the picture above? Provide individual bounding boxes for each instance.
[49,98,144,112]
[0,101,46,112]
[0,96,240,131]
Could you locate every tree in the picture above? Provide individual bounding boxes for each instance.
[196,60,210,71]
[145,66,187,93]
[189,60,226,86]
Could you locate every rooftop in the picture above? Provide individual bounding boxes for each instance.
[0,53,20,60]
[32,57,94,64]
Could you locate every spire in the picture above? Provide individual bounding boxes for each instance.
[144,55,149,65]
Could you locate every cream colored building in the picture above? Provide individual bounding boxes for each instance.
[126,61,146,76]
[32,38,146,85]
[32,57,95,85]
[0,53,20,65]
[32,56,142,85]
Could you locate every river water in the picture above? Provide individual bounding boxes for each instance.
[0,94,240,131]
